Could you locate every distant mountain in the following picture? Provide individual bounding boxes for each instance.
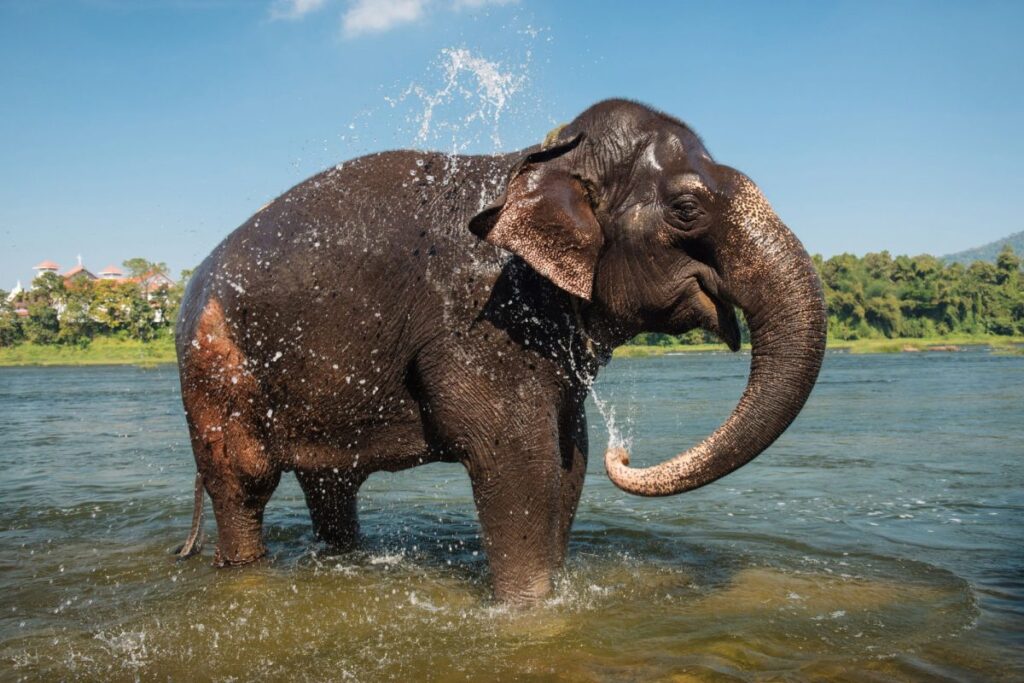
[943,231,1024,265]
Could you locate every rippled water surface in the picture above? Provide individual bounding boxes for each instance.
[1,350,1022,681]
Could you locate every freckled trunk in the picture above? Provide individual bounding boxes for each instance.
[605,194,827,496]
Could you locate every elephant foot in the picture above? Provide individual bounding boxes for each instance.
[317,528,361,554]
[493,573,554,606]
[211,516,268,568]
[213,544,267,568]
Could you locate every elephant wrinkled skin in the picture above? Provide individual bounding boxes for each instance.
[175,99,826,603]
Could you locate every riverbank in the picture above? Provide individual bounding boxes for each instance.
[0,336,176,367]
[613,334,1024,357]
[1,334,1021,366]
[827,334,1024,354]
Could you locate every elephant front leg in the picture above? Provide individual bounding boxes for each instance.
[468,459,563,604]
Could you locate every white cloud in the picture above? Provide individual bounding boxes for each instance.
[451,0,517,9]
[270,0,330,21]
[342,0,427,37]
[338,0,517,38]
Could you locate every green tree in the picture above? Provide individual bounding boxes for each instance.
[90,280,142,333]
[0,294,24,347]
[29,271,66,304]
[996,245,1021,286]
[57,280,96,346]
[161,269,193,329]
[23,301,60,344]
[122,258,169,279]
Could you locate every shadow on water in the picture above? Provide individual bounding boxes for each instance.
[1,351,1022,680]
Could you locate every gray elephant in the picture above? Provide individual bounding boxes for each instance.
[175,99,826,603]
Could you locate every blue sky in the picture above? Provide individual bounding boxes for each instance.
[2,0,1022,287]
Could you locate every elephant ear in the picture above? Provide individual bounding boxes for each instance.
[469,133,603,301]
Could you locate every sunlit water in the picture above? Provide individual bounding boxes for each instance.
[1,350,1022,681]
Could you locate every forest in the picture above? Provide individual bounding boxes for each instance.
[1,247,1022,349]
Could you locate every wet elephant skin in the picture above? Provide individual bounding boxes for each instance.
[176,99,826,603]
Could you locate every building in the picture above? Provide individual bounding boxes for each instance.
[135,269,176,295]
[31,257,102,285]
[23,257,173,290]
[5,281,23,302]
[98,264,123,280]
[4,281,29,318]
[32,260,60,280]
[62,264,97,283]
[10,258,177,321]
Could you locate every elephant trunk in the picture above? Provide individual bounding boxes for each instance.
[604,177,827,496]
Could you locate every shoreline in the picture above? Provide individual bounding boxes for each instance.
[0,337,177,367]
[614,335,1024,357]
[1,335,1021,367]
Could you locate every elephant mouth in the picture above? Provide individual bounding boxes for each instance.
[694,284,741,351]
[674,269,740,351]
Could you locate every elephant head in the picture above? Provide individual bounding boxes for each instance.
[470,99,827,497]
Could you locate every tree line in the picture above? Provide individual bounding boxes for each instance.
[633,245,1022,346]
[2,247,1022,349]
[0,260,189,347]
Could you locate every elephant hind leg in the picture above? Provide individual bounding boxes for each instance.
[184,406,280,566]
[180,297,280,566]
[296,469,363,551]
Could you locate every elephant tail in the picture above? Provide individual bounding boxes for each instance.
[174,472,205,559]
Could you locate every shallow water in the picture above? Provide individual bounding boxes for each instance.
[1,350,1021,681]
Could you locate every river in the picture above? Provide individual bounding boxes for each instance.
[1,349,1021,681]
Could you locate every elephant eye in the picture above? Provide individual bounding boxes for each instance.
[672,198,703,225]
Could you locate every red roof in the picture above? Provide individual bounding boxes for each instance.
[62,265,96,279]
[33,260,59,270]
[98,264,123,276]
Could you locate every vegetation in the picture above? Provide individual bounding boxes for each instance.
[817,245,1022,340]
[0,335,176,366]
[1,248,1021,365]
[0,258,188,365]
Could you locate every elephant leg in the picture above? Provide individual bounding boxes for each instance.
[181,297,280,566]
[296,469,362,551]
[187,419,280,567]
[413,353,574,604]
[468,458,563,604]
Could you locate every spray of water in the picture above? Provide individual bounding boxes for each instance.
[391,47,527,151]
[590,387,627,451]
[383,32,546,157]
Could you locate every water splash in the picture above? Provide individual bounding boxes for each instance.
[385,44,533,155]
[590,387,627,450]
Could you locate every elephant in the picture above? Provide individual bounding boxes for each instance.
[174,99,826,604]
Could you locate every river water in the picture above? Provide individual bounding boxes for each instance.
[1,350,1021,681]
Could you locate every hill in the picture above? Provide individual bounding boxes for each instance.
[944,230,1024,264]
